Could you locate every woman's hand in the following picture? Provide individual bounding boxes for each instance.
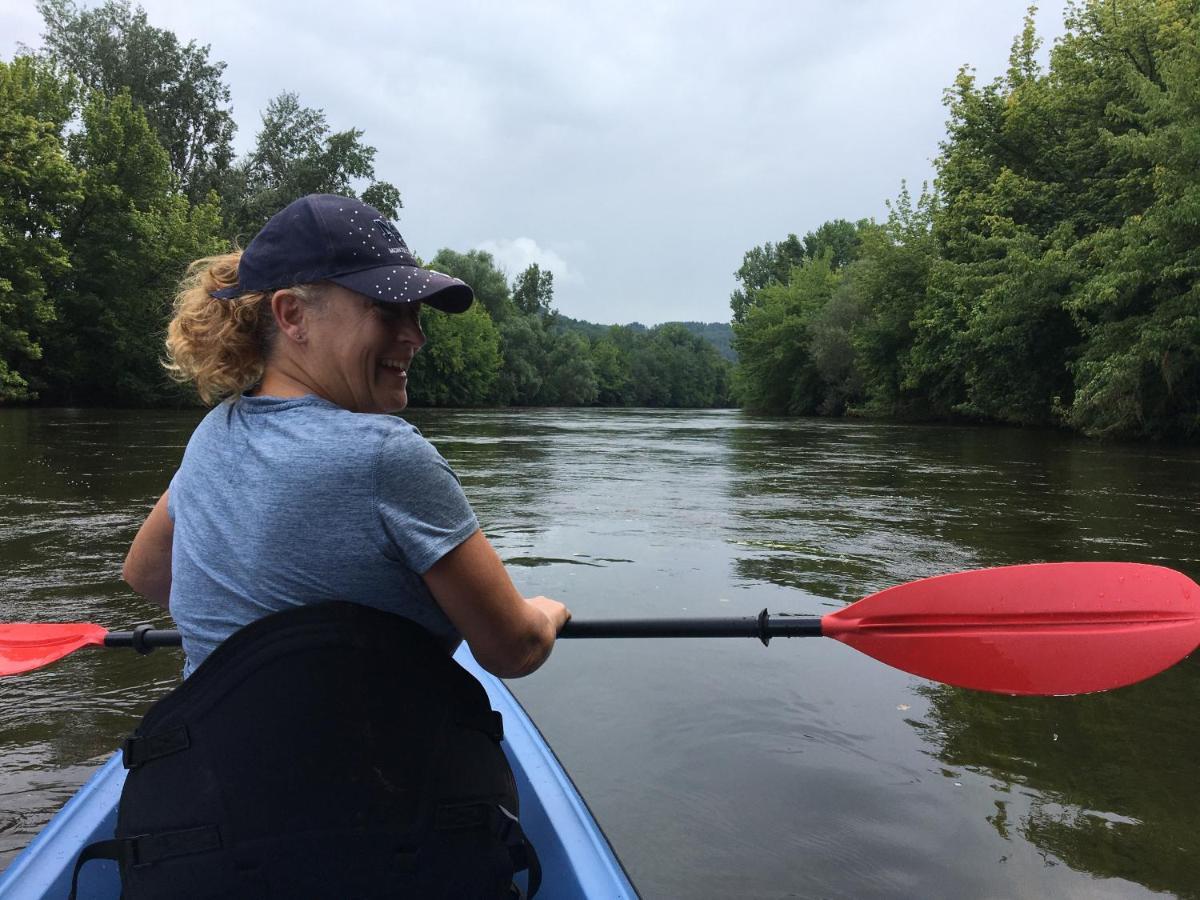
[524,595,571,634]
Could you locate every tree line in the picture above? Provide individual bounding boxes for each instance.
[408,255,733,408]
[732,0,1199,441]
[1,0,732,409]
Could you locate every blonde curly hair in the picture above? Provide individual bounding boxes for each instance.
[164,252,324,404]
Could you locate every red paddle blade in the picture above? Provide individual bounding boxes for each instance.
[821,563,1200,696]
[0,624,108,676]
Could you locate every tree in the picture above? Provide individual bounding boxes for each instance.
[427,249,514,322]
[634,324,731,407]
[730,233,806,324]
[536,330,597,405]
[808,274,867,416]
[905,9,1087,425]
[732,254,840,413]
[37,0,235,201]
[1057,0,1200,438]
[847,185,939,417]
[802,218,865,271]
[492,315,543,405]
[511,263,555,318]
[407,302,502,406]
[223,92,400,240]
[0,57,81,402]
[589,333,634,405]
[35,90,224,405]
[731,222,866,325]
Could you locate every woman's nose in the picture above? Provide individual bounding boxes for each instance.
[398,317,426,348]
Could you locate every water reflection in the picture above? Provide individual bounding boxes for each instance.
[912,651,1200,897]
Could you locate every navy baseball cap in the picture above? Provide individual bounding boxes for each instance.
[211,194,473,313]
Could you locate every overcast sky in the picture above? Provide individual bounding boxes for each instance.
[3,1,1068,325]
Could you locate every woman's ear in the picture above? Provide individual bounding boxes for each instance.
[271,290,308,344]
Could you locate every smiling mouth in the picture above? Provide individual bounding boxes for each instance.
[379,359,409,378]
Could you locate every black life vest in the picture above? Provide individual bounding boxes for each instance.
[71,601,540,899]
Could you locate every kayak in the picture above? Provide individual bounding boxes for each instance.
[0,646,637,899]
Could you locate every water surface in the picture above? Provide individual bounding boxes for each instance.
[1,407,1197,898]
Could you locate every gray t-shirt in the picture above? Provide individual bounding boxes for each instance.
[167,394,478,676]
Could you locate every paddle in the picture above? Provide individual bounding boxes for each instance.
[2,563,1198,695]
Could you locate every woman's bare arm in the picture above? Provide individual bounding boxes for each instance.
[123,491,174,610]
[423,529,570,678]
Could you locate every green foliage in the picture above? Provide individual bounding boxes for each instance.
[808,275,866,416]
[35,90,225,405]
[556,316,736,362]
[537,330,598,405]
[492,315,545,405]
[403,249,732,409]
[671,322,736,362]
[512,263,555,318]
[632,324,731,408]
[407,302,501,407]
[222,92,400,240]
[37,0,235,201]
[730,220,865,325]
[0,56,81,401]
[848,186,938,416]
[427,249,514,322]
[730,0,1200,440]
[1058,0,1200,439]
[730,233,806,325]
[589,332,635,405]
[802,219,866,270]
[462,259,602,407]
[732,253,840,413]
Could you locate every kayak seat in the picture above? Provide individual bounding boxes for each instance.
[70,601,541,899]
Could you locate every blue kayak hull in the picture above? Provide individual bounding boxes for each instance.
[0,649,636,899]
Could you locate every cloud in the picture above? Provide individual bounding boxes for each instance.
[474,237,580,286]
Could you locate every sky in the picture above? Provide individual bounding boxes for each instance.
[2,1,1069,326]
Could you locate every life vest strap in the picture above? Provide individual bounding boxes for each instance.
[122,724,190,768]
[69,825,222,900]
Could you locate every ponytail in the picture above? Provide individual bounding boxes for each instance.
[165,253,327,404]
[164,252,274,404]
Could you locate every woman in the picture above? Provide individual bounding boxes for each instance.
[97,193,565,898]
[123,192,570,678]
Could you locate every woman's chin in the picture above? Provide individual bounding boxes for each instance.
[385,389,408,414]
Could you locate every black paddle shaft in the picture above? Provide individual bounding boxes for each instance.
[105,626,181,654]
[561,610,822,645]
[103,611,823,652]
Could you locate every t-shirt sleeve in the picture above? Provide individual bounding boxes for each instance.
[374,426,480,574]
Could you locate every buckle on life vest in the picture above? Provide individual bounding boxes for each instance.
[121,725,190,769]
[125,825,223,868]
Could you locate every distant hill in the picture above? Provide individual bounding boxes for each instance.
[673,321,736,361]
[556,316,737,362]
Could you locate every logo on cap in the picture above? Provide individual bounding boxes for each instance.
[373,218,407,254]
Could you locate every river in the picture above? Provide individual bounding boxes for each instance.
[1,407,1198,898]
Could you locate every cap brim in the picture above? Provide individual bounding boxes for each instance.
[330,266,474,314]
